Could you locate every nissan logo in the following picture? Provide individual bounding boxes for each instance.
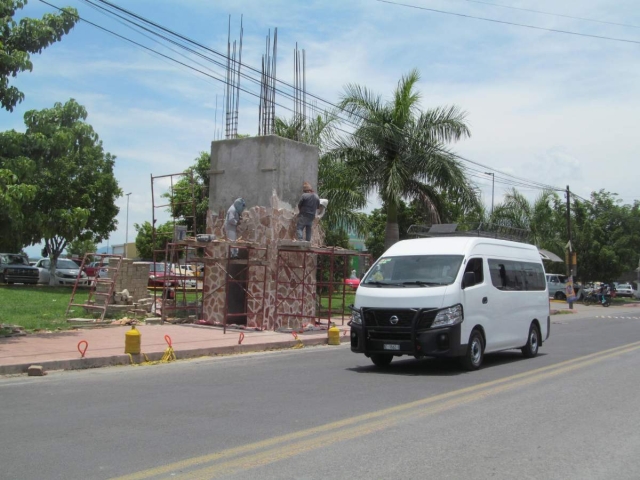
[389,315,399,325]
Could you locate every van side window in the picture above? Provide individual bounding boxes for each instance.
[463,258,484,286]
[488,259,545,291]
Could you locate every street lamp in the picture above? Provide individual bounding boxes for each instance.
[484,172,495,218]
[125,192,132,258]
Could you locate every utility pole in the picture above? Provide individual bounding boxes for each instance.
[485,172,495,217]
[566,185,574,309]
[125,192,132,258]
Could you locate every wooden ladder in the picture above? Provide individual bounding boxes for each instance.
[66,254,123,323]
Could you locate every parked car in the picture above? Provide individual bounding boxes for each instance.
[147,262,177,288]
[175,265,198,288]
[616,283,636,298]
[176,265,195,277]
[344,277,360,290]
[546,274,580,300]
[35,258,89,286]
[0,253,40,285]
[546,274,567,299]
[83,261,111,278]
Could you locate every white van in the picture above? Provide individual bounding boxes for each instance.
[349,236,550,370]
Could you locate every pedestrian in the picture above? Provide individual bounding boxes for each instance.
[225,197,246,258]
[296,181,320,242]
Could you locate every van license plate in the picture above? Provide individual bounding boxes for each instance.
[383,344,400,351]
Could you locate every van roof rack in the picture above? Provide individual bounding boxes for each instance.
[407,223,531,243]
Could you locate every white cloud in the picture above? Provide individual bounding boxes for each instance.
[5,0,640,255]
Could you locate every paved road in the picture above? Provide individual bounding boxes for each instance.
[2,307,640,479]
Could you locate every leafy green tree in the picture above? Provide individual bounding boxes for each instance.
[66,239,97,258]
[364,200,432,260]
[491,188,565,252]
[330,69,479,249]
[164,151,210,235]
[0,130,37,251]
[1,1,78,111]
[0,99,121,284]
[134,221,174,260]
[572,191,640,282]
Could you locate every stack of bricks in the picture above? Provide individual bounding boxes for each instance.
[107,258,150,303]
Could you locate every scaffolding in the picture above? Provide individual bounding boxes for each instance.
[275,243,372,330]
[216,243,268,333]
[150,171,203,323]
[148,171,373,330]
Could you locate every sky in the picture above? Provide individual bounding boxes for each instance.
[2,0,639,257]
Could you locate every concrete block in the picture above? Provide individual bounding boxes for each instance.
[209,135,318,214]
[27,365,46,376]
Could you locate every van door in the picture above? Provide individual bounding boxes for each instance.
[460,257,491,350]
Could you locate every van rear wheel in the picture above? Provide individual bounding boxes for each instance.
[370,354,393,368]
[521,323,540,358]
[460,330,484,371]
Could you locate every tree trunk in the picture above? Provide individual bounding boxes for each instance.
[48,252,57,286]
[47,237,67,286]
[384,202,400,251]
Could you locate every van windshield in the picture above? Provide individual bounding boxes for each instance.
[361,255,464,287]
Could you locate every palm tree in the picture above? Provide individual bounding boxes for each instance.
[491,188,564,251]
[330,69,479,249]
[274,112,369,235]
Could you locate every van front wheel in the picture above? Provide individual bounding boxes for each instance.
[460,330,484,371]
[370,354,393,368]
[521,323,540,358]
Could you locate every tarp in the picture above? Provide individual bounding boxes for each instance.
[538,248,564,263]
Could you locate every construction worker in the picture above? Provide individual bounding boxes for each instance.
[225,198,245,258]
[296,181,320,242]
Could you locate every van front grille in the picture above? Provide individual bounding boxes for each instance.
[363,308,417,327]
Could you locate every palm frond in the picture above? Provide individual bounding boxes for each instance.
[414,106,471,144]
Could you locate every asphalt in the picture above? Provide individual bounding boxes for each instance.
[0,301,637,375]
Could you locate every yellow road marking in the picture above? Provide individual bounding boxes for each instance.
[185,342,640,479]
[113,341,640,480]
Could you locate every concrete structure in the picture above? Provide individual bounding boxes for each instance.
[98,258,150,304]
[203,135,322,331]
[208,135,319,216]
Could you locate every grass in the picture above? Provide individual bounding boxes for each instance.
[318,291,356,315]
[0,285,90,332]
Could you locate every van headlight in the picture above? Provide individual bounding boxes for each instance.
[350,307,362,325]
[432,304,463,327]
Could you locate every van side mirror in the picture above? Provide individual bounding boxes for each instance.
[462,271,476,289]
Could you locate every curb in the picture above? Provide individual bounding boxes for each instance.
[0,336,336,375]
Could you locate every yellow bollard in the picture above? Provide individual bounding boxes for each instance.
[328,323,341,346]
[124,325,141,354]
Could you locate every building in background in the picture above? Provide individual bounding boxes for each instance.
[110,242,139,260]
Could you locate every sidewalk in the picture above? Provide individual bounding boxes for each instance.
[0,322,351,375]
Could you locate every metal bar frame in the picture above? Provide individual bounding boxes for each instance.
[274,246,372,330]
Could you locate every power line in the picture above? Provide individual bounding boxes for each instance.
[375,0,640,45]
[87,0,571,194]
[40,0,570,197]
[440,0,640,30]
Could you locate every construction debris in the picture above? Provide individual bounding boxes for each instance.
[0,324,26,337]
[27,365,46,376]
